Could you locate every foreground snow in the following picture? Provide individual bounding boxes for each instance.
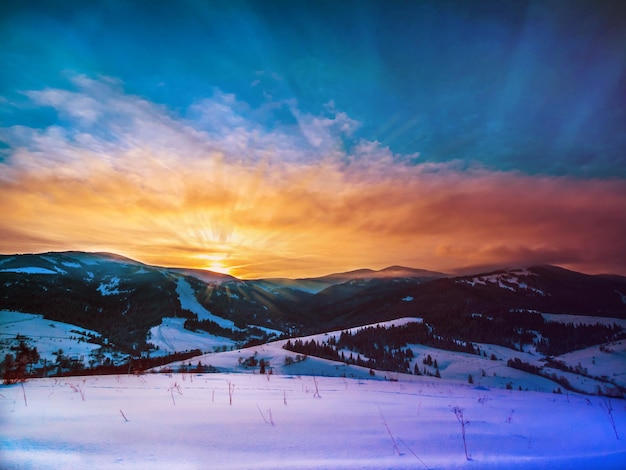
[1,373,624,469]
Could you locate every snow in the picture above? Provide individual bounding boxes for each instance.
[96,276,122,296]
[407,343,560,392]
[498,280,515,291]
[616,290,626,305]
[0,267,58,275]
[63,252,143,266]
[249,325,283,337]
[542,313,626,329]
[0,311,102,366]
[303,317,424,345]
[61,261,81,268]
[175,277,237,329]
[2,314,625,468]
[402,296,414,302]
[38,256,68,274]
[148,317,235,355]
[556,340,626,389]
[1,373,625,469]
[66,253,103,265]
[161,317,571,393]
[457,270,546,295]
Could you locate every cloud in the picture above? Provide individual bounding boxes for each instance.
[1,76,625,277]
[25,89,102,124]
[290,100,359,150]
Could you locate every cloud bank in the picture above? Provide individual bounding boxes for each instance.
[1,76,625,278]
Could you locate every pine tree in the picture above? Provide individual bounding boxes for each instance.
[2,342,40,384]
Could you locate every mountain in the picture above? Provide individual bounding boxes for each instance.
[314,265,446,283]
[1,251,189,350]
[0,252,297,355]
[251,266,445,295]
[167,267,237,284]
[314,265,626,330]
[2,252,626,393]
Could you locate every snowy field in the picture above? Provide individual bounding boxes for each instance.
[0,311,102,366]
[1,373,625,469]
[2,314,626,468]
[148,317,235,355]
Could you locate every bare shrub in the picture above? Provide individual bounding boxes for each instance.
[312,375,321,398]
[227,380,235,405]
[600,398,619,440]
[379,408,400,456]
[452,406,471,460]
[257,405,275,426]
[65,381,85,401]
[168,381,182,406]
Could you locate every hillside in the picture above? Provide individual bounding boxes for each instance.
[1,252,626,395]
[162,317,626,397]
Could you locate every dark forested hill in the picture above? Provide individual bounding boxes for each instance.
[1,252,625,364]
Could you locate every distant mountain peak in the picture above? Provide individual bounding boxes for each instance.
[168,267,237,283]
[379,266,448,278]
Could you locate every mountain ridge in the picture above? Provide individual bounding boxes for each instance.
[2,251,625,389]
[7,250,623,284]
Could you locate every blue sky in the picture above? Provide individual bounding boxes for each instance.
[3,0,625,176]
[1,1,626,277]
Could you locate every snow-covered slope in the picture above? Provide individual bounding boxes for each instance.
[0,252,267,358]
[0,267,59,275]
[175,277,237,329]
[457,268,546,295]
[542,313,626,328]
[0,310,116,367]
[159,317,625,397]
[148,317,235,355]
[556,339,626,389]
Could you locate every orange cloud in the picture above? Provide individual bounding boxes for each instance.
[1,78,625,278]
[2,154,625,278]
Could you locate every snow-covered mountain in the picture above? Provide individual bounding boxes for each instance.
[0,252,291,367]
[1,252,626,396]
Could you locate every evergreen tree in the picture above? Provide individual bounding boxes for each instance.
[2,341,40,384]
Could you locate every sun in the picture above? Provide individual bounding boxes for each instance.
[196,254,232,276]
[205,261,232,276]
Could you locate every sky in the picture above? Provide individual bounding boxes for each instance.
[1,0,625,279]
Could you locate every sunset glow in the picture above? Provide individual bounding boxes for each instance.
[1,1,625,278]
